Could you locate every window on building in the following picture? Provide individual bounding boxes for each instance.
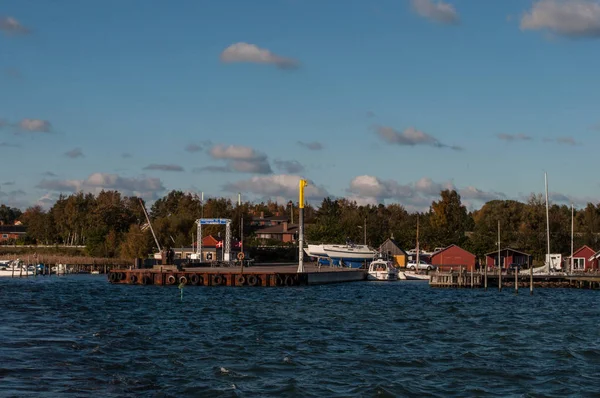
[574,258,585,270]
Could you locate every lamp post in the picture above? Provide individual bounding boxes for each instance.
[288,201,294,224]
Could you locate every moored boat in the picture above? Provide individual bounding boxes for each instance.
[367,259,398,281]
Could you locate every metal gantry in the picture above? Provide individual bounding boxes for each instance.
[196,218,232,262]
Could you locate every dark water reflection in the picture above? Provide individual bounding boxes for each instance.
[1,275,599,397]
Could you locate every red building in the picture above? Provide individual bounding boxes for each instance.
[570,245,598,271]
[485,248,532,269]
[430,244,476,271]
[0,225,26,243]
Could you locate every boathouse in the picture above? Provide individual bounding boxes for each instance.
[378,237,407,267]
[563,245,596,272]
[485,248,532,269]
[587,248,600,271]
[430,244,476,272]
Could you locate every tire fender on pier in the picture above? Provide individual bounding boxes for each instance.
[190,274,200,285]
[236,275,246,286]
[129,274,138,284]
[213,275,224,285]
[178,276,188,285]
[166,274,176,285]
[247,275,258,286]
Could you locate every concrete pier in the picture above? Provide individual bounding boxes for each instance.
[108,263,366,287]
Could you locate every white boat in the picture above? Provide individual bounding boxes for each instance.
[367,259,398,281]
[402,271,431,281]
[0,260,35,277]
[305,244,327,258]
[322,244,377,260]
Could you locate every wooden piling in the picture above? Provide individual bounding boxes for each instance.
[530,262,533,295]
[484,264,487,290]
[515,266,518,294]
[498,265,501,292]
[470,265,474,288]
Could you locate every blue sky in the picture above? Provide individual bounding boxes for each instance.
[1,0,600,211]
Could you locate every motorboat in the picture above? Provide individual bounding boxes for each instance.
[367,259,398,281]
[0,260,35,277]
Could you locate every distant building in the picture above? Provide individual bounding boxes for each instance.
[250,211,289,227]
[255,222,298,243]
[485,248,532,269]
[0,225,26,242]
[378,238,407,267]
[430,244,476,272]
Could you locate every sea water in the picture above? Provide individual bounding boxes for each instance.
[1,275,599,397]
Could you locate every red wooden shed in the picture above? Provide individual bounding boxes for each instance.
[430,244,477,272]
[564,245,595,272]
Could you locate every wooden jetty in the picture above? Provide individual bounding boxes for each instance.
[107,263,366,287]
[430,269,600,290]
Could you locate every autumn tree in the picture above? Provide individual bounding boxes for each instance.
[427,190,470,248]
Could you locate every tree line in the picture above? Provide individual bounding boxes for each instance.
[3,189,600,263]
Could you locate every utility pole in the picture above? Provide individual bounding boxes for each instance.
[498,220,501,292]
[363,217,367,245]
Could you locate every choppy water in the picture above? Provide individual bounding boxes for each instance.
[1,275,599,397]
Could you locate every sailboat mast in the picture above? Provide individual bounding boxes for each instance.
[545,172,550,271]
[571,203,574,273]
[416,215,420,268]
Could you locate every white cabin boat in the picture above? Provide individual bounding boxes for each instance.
[0,260,35,277]
[367,259,398,281]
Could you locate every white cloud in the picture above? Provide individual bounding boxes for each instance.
[521,0,600,38]
[297,141,323,151]
[208,144,272,174]
[0,16,30,35]
[18,118,51,133]
[375,126,463,150]
[346,175,506,211]
[274,159,304,174]
[36,173,166,200]
[459,186,507,202]
[143,164,184,172]
[185,143,203,153]
[411,0,460,24]
[64,148,84,159]
[220,42,299,69]
[223,174,329,202]
[556,136,578,145]
[497,133,533,142]
[543,136,579,145]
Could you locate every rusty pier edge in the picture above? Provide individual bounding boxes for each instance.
[108,265,366,287]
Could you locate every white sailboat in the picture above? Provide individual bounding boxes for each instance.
[402,215,431,281]
[531,172,564,275]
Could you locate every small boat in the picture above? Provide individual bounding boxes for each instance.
[367,259,398,281]
[91,270,100,275]
[402,271,431,281]
[0,260,35,277]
